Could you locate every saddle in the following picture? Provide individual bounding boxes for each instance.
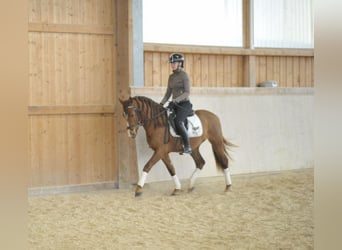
[167,109,203,138]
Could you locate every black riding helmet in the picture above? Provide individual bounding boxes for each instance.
[169,53,184,68]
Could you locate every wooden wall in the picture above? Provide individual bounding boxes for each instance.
[255,56,313,88]
[144,52,244,87]
[28,0,117,187]
[144,44,314,88]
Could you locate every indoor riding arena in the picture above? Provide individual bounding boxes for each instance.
[28,0,314,249]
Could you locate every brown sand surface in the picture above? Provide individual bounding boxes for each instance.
[29,168,313,249]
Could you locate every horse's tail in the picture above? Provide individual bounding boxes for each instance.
[212,137,237,172]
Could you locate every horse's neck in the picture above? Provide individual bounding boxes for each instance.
[143,124,153,136]
[141,106,166,137]
[142,122,159,145]
[144,124,168,149]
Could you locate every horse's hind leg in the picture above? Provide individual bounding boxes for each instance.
[224,167,232,191]
[209,138,232,192]
[188,148,205,192]
[161,154,181,195]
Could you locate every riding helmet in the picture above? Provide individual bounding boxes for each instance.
[169,53,184,67]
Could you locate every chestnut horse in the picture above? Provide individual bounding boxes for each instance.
[120,96,236,196]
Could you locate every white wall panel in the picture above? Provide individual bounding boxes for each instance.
[132,88,313,184]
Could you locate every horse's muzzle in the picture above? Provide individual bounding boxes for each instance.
[128,132,137,139]
[126,126,138,138]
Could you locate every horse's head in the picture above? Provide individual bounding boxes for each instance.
[119,97,142,139]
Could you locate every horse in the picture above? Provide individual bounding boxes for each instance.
[119,96,236,196]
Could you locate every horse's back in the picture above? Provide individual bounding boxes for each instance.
[194,109,229,148]
[195,109,222,130]
[195,109,220,121]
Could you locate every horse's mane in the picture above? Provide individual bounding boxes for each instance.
[130,96,168,128]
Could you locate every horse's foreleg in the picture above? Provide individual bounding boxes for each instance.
[135,152,161,197]
[171,175,181,195]
[189,148,205,192]
[136,172,148,195]
[161,154,181,195]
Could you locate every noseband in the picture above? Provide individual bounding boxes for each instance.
[125,105,143,131]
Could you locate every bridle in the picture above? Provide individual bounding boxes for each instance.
[124,105,143,131]
[124,104,167,132]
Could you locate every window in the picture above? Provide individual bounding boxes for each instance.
[253,0,314,48]
[143,0,243,47]
[143,0,313,49]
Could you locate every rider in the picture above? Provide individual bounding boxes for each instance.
[160,53,193,154]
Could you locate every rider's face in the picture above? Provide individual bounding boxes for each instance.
[170,61,181,70]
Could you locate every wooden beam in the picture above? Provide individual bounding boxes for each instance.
[114,0,139,187]
[28,105,115,115]
[250,48,314,57]
[144,43,314,57]
[29,23,114,35]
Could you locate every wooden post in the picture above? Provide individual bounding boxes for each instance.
[132,0,144,87]
[114,0,139,188]
[243,0,256,87]
[243,55,256,87]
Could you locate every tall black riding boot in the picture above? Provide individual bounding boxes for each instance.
[176,121,192,154]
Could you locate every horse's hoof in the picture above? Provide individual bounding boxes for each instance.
[225,185,232,192]
[171,189,182,196]
[135,185,143,197]
[188,187,195,192]
[135,191,143,197]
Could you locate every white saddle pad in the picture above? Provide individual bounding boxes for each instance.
[169,114,203,138]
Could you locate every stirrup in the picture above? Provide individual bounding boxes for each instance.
[179,146,192,155]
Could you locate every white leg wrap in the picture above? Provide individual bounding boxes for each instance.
[224,168,232,186]
[189,168,201,188]
[137,171,148,187]
[172,175,181,190]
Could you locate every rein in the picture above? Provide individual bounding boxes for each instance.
[126,105,167,128]
[142,108,167,127]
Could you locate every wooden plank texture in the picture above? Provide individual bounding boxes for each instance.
[160,52,170,87]
[29,0,114,25]
[28,105,115,115]
[28,0,121,188]
[29,32,114,106]
[29,23,114,35]
[29,114,115,187]
[152,52,161,87]
[144,52,153,86]
[143,44,314,88]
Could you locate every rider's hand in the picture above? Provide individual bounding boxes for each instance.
[167,101,175,109]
